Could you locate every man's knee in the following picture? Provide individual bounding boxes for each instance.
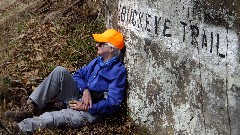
[53,66,68,74]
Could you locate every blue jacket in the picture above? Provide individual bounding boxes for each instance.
[72,56,127,115]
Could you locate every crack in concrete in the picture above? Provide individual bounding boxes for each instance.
[225,26,232,135]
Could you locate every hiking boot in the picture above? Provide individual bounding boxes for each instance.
[4,99,39,122]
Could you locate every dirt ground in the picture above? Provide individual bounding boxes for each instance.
[0,0,141,134]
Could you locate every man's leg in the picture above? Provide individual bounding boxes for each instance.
[18,109,104,134]
[4,66,77,121]
[29,66,77,109]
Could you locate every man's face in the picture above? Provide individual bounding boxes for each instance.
[96,42,112,56]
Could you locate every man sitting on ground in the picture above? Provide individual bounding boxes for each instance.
[4,28,126,134]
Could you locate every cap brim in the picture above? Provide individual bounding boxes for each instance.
[92,34,108,43]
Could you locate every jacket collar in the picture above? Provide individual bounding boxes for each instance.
[97,56,118,67]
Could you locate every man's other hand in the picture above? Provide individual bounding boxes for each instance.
[81,89,92,110]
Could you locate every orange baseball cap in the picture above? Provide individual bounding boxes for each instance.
[92,29,124,50]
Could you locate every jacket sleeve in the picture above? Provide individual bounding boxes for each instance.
[88,67,127,115]
[72,66,89,93]
[73,58,97,92]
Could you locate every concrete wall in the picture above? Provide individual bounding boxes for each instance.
[101,0,240,134]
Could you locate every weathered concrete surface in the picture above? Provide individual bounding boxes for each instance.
[102,0,240,134]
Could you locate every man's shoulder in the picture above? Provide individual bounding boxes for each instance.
[114,61,126,70]
[112,61,126,76]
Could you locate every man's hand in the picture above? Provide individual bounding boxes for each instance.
[69,100,86,111]
[80,89,92,110]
